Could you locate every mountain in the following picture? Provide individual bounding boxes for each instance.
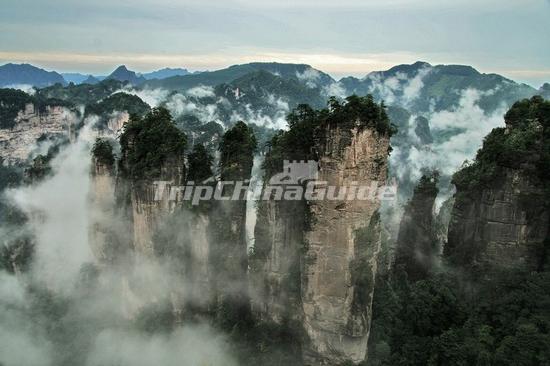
[144,62,334,91]
[36,79,127,105]
[340,61,537,114]
[61,72,90,84]
[446,96,550,272]
[82,75,100,85]
[106,65,145,85]
[540,83,550,99]
[0,63,66,87]
[141,67,191,80]
[220,69,326,109]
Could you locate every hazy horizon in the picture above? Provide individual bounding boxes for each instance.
[1,0,549,86]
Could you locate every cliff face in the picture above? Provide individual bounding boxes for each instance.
[251,197,306,324]
[252,97,393,365]
[446,168,548,271]
[393,173,439,281]
[445,96,550,272]
[89,156,116,262]
[209,121,257,327]
[130,158,185,256]
[0,103,77,164]
[302,125,389,365]
[117,108,187,258]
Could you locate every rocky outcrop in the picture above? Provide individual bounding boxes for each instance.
[302,125,390,365]
[445,96,550,273]
[117,108,187,257]
[445,168,548,271]
[251,197,306,324]
[209,121,257,327]
[393,173,439,281]
[89,151,116,262]
[129,160,184,256]
[252,97,393,365]
[0,103,77,164]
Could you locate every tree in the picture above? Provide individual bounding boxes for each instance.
[187,144,214,182]
[119,107,187,181]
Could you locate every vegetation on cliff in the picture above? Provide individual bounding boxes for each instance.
[393,172,439,282]
[119,107,187,180]
[91,138,115,167]
[452,96,550,193]
[367,97,550,366]
[262,94,395,177]
[36,79,126,105]
[219,121,257,180]
[0,88,74,129]
[187,143,213,182]
[85,92,150,120]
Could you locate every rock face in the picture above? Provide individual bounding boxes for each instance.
[302,125,389,365]
[393,173,439,281]
[252,120,391,364]
[89,155,116,262]
[129,158,185,256]
[445,96,550,273]
[445,168,548,271]
[209,121,257,326]
[252,197,306,324]
[0,103,77,164]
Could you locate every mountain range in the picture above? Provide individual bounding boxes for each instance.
[1,62,547,103]
[0,63,66,87]
[0,64,195,87]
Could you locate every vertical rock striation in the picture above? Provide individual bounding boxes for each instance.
[118,108,187,258]
[89,139,116,262]
[445,96,550,273]
[252,97,394,365]
[302,123,390,365]
[446,168,548,271]
[0,103,77,164]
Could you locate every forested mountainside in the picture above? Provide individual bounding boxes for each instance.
[367,96,550,366]
[0,59,549,365]
[3,61,544,205]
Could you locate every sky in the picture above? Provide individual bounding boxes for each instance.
[0,0,549,86]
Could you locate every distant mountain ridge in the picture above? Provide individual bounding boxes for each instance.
[340,61,539,114]
[140,67,191,80]
[0,63,66,87]
[106,65,145,85]
[144,62,335,91]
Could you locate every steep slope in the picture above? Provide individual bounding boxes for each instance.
[89,138,117,262]
[252,96,394,365]
[0,89,77,164]
[445,96,550,272]
[209,122,257,328]
[85,92,150,132]
[393,172,439,281]
[106,65,146,85]
[118,107,187,256]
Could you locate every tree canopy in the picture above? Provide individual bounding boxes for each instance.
[119,107,187,180]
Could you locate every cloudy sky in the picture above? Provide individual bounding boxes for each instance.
[1,0,549,85]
